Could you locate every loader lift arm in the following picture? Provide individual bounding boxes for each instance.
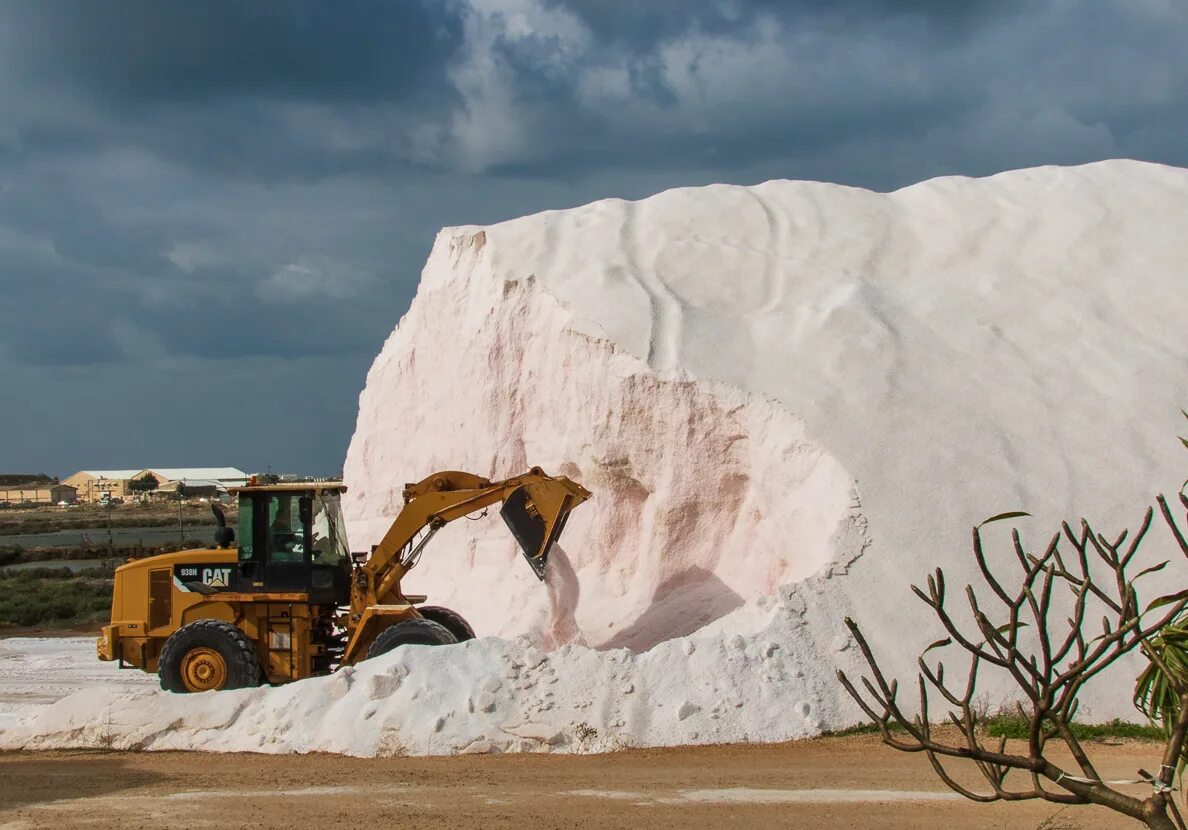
[341,467,590,664]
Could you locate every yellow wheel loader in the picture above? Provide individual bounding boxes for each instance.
[96,467,590,692]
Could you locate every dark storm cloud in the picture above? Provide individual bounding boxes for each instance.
[0,0,469,182]
[0,0,1184,475]
[478,1,1185,179]
[0,174,175,274]
[4,0,1182,185]
[546,0,1023,46]
[4,1,466,105]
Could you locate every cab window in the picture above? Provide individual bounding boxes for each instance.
[238,497,254,562]
[310,491,349,566]
[268,494,307,562]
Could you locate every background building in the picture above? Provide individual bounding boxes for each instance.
[152,478,231,503]
[62,468,249,504]
[133,468,249,490]
[61,470,143,504]
[0,483,77,505]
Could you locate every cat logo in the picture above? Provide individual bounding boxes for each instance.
[202,567,232,587]
[173,563,234,594]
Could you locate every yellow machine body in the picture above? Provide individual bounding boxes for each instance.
[96,547,333,684]
[98,468,590,691]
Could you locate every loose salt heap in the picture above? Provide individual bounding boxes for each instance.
[4,160,1187,755]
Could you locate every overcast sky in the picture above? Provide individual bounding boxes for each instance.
[2,0,1185,477]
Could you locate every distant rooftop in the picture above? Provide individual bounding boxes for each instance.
[76,470,144,479]
[139,467,248,481]
[156,478,227,490]
[0,483,70,493]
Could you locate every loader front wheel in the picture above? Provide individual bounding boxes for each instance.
[417,606,476,642]
[159,620,263,693]
[367,618,457,660]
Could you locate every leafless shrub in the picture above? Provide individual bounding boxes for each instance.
[839,496,1188,830]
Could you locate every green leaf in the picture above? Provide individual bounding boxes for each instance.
[923,637,952,655]
[1146,590,1188,614]
[994,621,1029,637]
[1134,561,1170,581]
[978,511,1032,528]
[1133,604,1188,768]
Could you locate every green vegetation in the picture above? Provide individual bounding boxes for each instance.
[984,713,1164,742]
[822,715,1161,742]
[0,474,56,486]
[0,568,112,628]
[0,535,211,628]
[821,722,898,737]
[0,537,210,569]
[1133,611,1188,743]
[1129,414,1188,767]
[0,546,105,568]
[0,506,222,536]
[128,474,159,493]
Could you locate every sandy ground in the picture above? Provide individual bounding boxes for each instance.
[0,737,1164,829]
[0,636,1166,828]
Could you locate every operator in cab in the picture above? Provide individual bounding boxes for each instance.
[269,497,304,561]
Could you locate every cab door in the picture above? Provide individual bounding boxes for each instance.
[237,492,312,594]
[262,493,311,594]
[236,495,265,591]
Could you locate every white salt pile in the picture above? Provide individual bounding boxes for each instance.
[3,159,1187,755]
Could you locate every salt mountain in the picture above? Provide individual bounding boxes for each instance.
[4,160,1186,756]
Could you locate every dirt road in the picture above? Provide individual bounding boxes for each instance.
[0,736,1162,829]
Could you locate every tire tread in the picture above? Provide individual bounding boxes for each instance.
[417,606,476,642]
[367,618,457,660]
[159,619,262,693]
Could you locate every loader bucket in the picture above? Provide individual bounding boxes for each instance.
[500,478,589,580]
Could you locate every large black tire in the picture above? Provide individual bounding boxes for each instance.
[417,606,476,642]
[367,618,457,660]
[159,619,263,693]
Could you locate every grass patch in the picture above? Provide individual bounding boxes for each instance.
[984,713,1163,742]
[820,722,906,738]
[0,568,112,628]
[825,715,1163,742]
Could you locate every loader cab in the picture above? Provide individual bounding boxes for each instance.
[232,482,351,605]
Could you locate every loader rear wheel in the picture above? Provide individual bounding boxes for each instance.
[417,606,476,642]
[367,618,457,660]
[159,620,263,693]
[181,647,226,691]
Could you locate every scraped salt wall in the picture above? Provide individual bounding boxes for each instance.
[344,231,858,651]
[347,160,1188,719]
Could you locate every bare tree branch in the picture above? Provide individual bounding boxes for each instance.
[837,497,1188,830]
